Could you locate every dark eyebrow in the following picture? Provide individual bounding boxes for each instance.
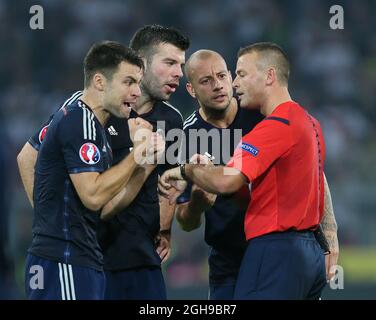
[163,58,178,63]
[163,58,185,67]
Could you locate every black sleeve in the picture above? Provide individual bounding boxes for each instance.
[28,116,54,151]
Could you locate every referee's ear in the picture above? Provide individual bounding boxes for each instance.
[266,67,277,86]
[186,82,196,98]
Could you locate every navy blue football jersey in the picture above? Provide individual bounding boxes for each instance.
[98,101,183,271]
[177,103,263,279]
[29,91,83,150]
[29,99,112,271]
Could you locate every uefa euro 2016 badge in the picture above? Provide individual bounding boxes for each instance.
[79,142,101,164]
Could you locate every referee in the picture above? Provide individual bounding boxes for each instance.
[159,42,330,299]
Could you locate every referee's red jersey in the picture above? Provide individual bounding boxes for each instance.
[227,101,326,240]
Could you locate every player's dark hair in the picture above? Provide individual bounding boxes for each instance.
[84,41,144,88]
[238,42,290,86]
[130,24,190,61]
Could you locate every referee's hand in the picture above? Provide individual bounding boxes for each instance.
[325,230,339,282]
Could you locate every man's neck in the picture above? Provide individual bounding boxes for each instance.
[199,98,238,128]
[260,87,292,116]
[133,94,156,115]
[80,89,110,127]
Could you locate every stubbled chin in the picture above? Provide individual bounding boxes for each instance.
[119,105,130,118]
[160,91,172,100]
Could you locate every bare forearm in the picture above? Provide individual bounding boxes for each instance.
[321,174,339,278]
[117,165,156,208]
[72,151,141,211]
[94,151,139,205]
[176,186,216,231]
[17,142,37,208]
[321,174,338,233]
[101,165,156,219]
[185,165,242,194]
[160,195,176,231]
[321,174,338,251]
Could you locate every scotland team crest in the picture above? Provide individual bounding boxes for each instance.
[38,124,49,143]
[79,142,101,165]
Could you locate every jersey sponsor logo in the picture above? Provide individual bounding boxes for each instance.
[241,142,259,157]
[79,142,101,164]
[38,124,50,143]
[108,125,118,136]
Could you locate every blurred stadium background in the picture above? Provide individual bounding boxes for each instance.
[0,0,375,299]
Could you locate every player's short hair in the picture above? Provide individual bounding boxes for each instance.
[130,24,190,61]
[84,41,144,88]
[238,42,290,86]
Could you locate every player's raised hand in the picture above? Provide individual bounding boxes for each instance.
[129,118,154,164]
[158,167,188,204]
[145,130,166,165]
[128,117,153,146]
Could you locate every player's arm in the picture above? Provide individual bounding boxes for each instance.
[17,142,38,208]
[156,195,175,262]
[17,118,48,208]
[100,164,156,220]
[321,173,339,280]
[63,112,156,211]
[176,185,216,231]
[70,149,142,211]
[159,195,176,233]
[100,130,165,219]
[71,133,158,212]
[155,112,186,261]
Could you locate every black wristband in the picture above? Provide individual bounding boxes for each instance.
[313,225,331,255]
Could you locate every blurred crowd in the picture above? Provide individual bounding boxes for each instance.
[0,0,375,298]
